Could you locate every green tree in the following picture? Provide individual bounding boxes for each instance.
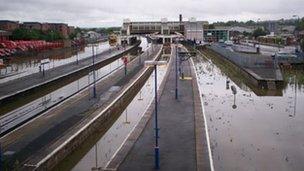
[252,27,268,38]
[208,24,215,29]
[300,39,304,52]
[295,18,304,31]
[11,28,64,41]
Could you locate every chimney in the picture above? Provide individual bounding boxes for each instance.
[179,14,183,32]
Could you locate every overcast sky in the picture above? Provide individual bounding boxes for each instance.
[0,0,303,27]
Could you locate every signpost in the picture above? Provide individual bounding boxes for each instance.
[40,58,50,77]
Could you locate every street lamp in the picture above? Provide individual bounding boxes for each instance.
[144,60,167,170]
[90,44,98,98]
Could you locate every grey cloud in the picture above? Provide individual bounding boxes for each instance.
[0,0,303,27]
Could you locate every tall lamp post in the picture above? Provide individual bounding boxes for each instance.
[145,60,167,170]
[91,44,98,98]
[175,42,179,99]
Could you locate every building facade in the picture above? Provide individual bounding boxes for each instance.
[21,22,42,30]
[49,23,69,38]
[0,20,20,31]
[121,16,208,43]
[204,29,229,42]
[0,30,11,41]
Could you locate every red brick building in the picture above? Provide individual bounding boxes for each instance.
[0,30,11,41]
[41,23,51,33]
[68,26,75,35]
[0,20,20,31]
[21,22,42,30]
[49,23,69,38]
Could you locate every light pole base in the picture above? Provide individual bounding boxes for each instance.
[154,146,160,170]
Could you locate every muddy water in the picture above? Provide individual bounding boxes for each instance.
[71,65,168,171]
[0,41,111,83]
[195,55,304,171]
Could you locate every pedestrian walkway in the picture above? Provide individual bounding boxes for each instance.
[114,48,211,171]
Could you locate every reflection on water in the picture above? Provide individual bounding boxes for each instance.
[0,57,125,134]
[72,65,168,171]
[195,55,304,171]
[0,41,111,83]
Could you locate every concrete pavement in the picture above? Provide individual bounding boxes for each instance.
[115,46,211,171]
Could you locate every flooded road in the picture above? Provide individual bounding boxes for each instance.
[0,41,112,83]
[194,54,304,171]
[71,64,168,170]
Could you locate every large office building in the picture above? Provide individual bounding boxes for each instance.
[121,15,208,43]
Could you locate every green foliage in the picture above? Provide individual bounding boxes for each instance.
[295,18,304,31]
[208,24,215,29]
[300,39,304,51]
[96,27,121,35]
[11,28,63,41]
[252,27,268,38]
[243,31,252,37]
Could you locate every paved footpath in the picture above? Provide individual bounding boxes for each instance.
[0,44,137,100]
[116,48,211,171]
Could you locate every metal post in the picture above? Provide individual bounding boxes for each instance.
[124,64,127,76]
[175,44,178,99]
[92,46,96,98]
[76,50,79,65]
[154,65,160,169]
[42,64,45,77]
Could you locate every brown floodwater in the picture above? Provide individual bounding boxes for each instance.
[194,54,304,171]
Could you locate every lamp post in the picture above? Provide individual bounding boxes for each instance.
[91,44,98,98]
[175,42,179,99]
[145,60,167,170]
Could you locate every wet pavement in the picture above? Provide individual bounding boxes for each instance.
[0,43,161,170]
[194,52,304,171]
[118,49,198,171]
[71,62,168,171]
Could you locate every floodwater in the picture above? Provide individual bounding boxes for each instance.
[0,57,124,134]
[195,54,304,171]
[0,41,112,83]
[0,38,150,135]
[72,63,168,170]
